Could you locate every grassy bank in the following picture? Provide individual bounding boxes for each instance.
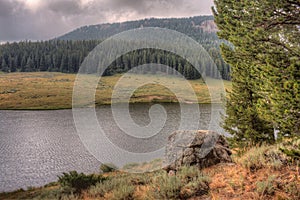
[1,140,299,200]
[0,72,231,110]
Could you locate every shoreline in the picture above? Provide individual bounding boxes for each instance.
[0,102,223,111]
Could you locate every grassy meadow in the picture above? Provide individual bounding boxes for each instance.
[0,72,231,110]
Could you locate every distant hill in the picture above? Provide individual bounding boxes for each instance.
[57,16,218,43]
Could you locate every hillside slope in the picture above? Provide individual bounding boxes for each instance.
[57,16,218,43]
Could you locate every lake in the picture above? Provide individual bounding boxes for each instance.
[0,103,225,192]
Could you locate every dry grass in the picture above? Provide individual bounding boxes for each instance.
[233,145,287,171]
[0,72,231,110]
[0,72,74,109]
[205,163,300,200]
[122,159,163,173]
[205,144,300,200]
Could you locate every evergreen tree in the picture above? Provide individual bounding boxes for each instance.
[8,55,15,72]
[25,57,34,72]
[178,62,183,76]
[247,0,300,136]
[20,55,27,72]
[213,0,274,144]
[60,54,68,73]
[1,58,9,72]
[40,55,47,71]
[213,0,300,143]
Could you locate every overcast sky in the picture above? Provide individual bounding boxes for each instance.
[0,0,214,42]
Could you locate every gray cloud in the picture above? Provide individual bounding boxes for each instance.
[0,0,214,42]
[48,0,82,15]
[0,0,16,17]
[108,0,149,10]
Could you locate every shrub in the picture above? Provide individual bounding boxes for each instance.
[280,137,300,162]
[122,163,139,170]
[88,173,144,198]
[100,163,118,173]
[236,145,287,171]
[177,166,210,198]
[180,180,209,199]
[58,171,106,194]
[111,183,135,200]
[150,173,182,199]
[148,166,210,199]
[128,173,151,186]
[284,181,300,199]
[256,175,276,196]
[88,177,122,198]
[236,146,268,171]
[59,193,81,200]
[31,189,63,200]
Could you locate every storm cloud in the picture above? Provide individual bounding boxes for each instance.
[0,0,214,42]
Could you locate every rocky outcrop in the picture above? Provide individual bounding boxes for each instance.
[200,20,218,33]
[164,130,232,172]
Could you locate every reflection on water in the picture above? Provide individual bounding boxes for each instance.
[0,103,224,192]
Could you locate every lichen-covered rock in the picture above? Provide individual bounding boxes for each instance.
[164,130,232,172]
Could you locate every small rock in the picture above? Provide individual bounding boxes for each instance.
[168,170,176,176]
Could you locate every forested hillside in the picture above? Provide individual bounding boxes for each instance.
[57,16,218,42]
[0,16,231,80]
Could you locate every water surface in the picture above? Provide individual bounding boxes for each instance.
[0,103,224,192]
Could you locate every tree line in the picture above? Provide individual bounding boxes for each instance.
[0,40,97,73]
[0,40,231,80]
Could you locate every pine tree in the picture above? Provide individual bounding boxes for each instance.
[40,55,47,71]
[178,62,183,76]
[213,0,274,144]
[1,58,9,72]
[8,55,15,72]
[60,54,68,73]
[25,57,34,72]
[248,0,300,136]
[213,0,300,143]
[20,55,27,72]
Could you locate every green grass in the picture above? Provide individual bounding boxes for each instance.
[0,72,231,110]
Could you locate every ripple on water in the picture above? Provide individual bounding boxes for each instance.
[0,104,224,192]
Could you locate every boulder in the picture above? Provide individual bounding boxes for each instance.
[164,130,232,172]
